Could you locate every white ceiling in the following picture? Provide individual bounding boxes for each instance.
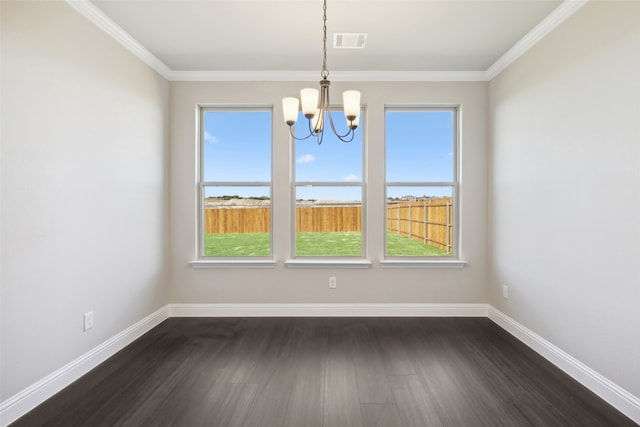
[76,0,586,80]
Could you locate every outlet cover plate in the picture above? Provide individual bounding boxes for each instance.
[84,311,94,331]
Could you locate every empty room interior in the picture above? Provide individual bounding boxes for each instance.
[1,0,639,425]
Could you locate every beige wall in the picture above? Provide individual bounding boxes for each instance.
[170,81,488,304]
[0,1,170,399]
[488,1,640,396]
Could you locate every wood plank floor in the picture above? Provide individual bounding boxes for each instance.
[12,317,636,426]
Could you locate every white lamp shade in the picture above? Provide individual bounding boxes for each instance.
[343,90,361,120]
[300,88,319,118]
[282,97,299,125]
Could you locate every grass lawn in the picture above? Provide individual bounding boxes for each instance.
[296,232,362,256]
[386,232,449,256]
[205,233,270,256]
[205,231,448,256]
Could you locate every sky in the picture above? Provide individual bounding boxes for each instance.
[202,110,454,200]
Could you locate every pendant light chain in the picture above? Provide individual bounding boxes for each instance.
[321,0,329,79]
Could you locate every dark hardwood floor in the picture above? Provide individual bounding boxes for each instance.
[12,317,636,426]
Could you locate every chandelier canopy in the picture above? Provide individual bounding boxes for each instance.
[282,0,361,144]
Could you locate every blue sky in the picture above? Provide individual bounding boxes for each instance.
[386,110,454,199]
[294,112,362,183]
[203,111,271,183]
[203,109,453,200]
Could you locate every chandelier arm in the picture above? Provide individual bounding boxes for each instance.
[309,114,322,136]
[326,109,356,141]
[318,85,327,122]
[288,125,315,141]
[324,92,356,142]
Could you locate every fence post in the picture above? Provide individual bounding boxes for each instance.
[446,200,451,254]
[423,200,427,244]
[408,202,412,240]
[427,199,431,245]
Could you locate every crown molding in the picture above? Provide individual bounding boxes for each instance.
[485,0,589,80]
[64,0,172,80]
[168,70,490,82]
[66,0,588,83]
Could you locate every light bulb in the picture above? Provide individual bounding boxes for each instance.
[282,97,299,126]
[343,90,361,122]
[300,88,319,119]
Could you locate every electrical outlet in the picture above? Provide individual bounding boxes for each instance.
[84,311,94,331]
[329,276,337,289]
[502,285,509,299]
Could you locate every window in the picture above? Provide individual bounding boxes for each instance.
[385,108,457,258]
[199,108,272,258]
[293,111,364,257]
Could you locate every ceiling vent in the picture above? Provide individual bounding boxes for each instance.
[333,33,367,49]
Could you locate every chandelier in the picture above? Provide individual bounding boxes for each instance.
[282,0,361,144]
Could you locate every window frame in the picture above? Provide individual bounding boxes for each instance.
[382,106,463,267]
[288,108,369,263]
[194,106,275,266]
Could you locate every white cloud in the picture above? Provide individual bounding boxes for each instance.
[343,173,358,182]
[297,154,315,164]
[204,131,218,144]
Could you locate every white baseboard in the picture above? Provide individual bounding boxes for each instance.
[488,306,640,424]
[167,303,489,318]
[3,304,638,426]
[0,306,170,427]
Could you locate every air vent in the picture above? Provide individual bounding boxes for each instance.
[333,33,367,49]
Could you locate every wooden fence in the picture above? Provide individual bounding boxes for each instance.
[204,205,361,234]
[386,198,453,253]
[296,205,361,232]
[205,207,270,234]
[205,198,452,253]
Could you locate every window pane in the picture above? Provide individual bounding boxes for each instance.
[203,111,271,182]
[203,186,270,256]
[293,109,364,258]
[386,186,453,256]
[295,111,362,182]
[295,186,362,257]
[386,111,454,182]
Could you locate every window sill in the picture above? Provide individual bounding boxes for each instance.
[285,259,372,269]
[380,259,467,269]
[190,260,276,269]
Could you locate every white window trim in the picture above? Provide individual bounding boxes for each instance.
[284,259,372,269]
[194,106,274,264]
[384,106,461,261]
[380,259,467,269]
[190,260,277,269]
[291,108,367,260]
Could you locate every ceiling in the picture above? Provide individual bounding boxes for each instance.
[76,0,585,80]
